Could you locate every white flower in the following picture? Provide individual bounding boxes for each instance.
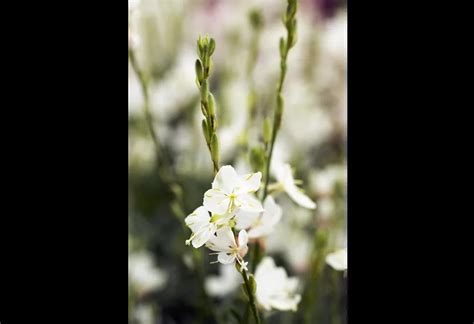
[184,206,235,248]
[205,264,242,297]
[234,196,282,239]
[254,257,301,311]
[204,165,263,215]
[326,248,347,271]
[206,226,249,271]
[274,163,316,209]
[129,251,167,294]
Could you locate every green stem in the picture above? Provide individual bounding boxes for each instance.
[129,46,217,323]
[241,269,261,324]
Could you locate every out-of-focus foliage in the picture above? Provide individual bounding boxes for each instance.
[129,0,346,323]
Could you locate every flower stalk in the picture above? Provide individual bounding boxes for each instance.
[240,267,261,324]
[130,45,217,323]
[262,0,298,200]
[196,35,220,175]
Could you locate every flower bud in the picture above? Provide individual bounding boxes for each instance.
[211,134,219,163]
[202,119,210,143]
[195,59,204,84]
[208,93,216,118]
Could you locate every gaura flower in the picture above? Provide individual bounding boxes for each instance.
[254,257,301,311]
[274,163,316,210]
[234,196,282,238]
[184,206,235,248]
[325,248,347,271]
[205,226,249,271]
[204,165,263,215]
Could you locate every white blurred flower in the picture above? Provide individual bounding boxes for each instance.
[206,227,249,271]
[234,196,282,239]
[254,257,301,311]
[133,304,154,324]
[273,163,316,209]
[205,264,242,297]
[310,164,346,196]
[317,197,335,220]
[326,248,347,271]
[204,165,263,215]
[129,251,167,294]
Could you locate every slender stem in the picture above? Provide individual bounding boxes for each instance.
[262,0,296,200]
[241,269,261,324]
[129,46,217,322]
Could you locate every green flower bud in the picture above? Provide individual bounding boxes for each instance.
[207,93,216,118]
[208,38,216,56]
[202,119,210,143]
[195,59,204,84]
[279,37,286,58]
[211,134,219,163]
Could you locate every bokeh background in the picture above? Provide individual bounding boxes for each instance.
[129,0,347,323]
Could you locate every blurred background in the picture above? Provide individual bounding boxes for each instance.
[129,0,346,323]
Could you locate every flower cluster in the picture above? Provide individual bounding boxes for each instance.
[185,165,273,271]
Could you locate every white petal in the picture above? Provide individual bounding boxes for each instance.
[212,165,239,194]
[326,248,347,271]
[285,183,317,209]
[247,226,270,239]
[203,188,230,215]
[238,172,262,193]
[218,252,235,264]
[273,163,293,186]
[234,209,259,230]
[261,196,282,227]
[206,226,236,252]
[184,206,210,233]
[235,194,264,213]
[269,294,301,311]
[191,224,216,248]
[238,230,248,248]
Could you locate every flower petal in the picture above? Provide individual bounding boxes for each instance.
[234,209,259,230]
[238,230,248,248]
[235,194,264,213]
[247,226,269,239]
[184,206,210,233]
[203,188,230,215]
[212,165,239,194]
[285,183,316,209]
[191,223,217,248]
[326,248,347,271]
[261,196,282,227]
[206,226,235,252]
[218,252,236,264]
[238,172,262,193]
